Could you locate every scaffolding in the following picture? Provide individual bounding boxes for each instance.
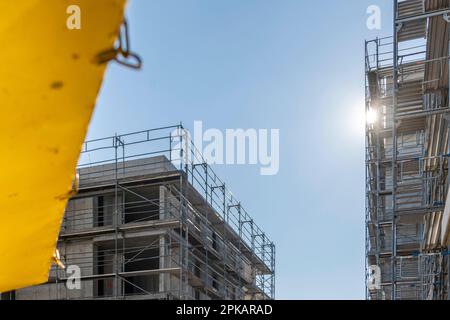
[365,0,450,300]
[14,124,275,300]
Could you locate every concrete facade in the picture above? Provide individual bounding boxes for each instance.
[6,155,274,300]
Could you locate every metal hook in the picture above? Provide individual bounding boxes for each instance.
[95,19,142,70]
[52,249,65,269]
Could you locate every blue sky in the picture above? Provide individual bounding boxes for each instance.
[87,0,393,300]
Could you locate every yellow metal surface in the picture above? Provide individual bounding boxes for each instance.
[0,0,126,292]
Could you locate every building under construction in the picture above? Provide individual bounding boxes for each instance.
[4,125,275,300]
[365,0,450,299]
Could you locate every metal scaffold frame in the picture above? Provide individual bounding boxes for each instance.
[24,124,275,300]
[365,0,450,300]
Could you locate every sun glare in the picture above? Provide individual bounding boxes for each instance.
[366,108,378,125]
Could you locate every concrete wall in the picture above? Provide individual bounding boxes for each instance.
[78,156,177,188]
[61,241,94,299]
[64,197,94,231]
[15,283,67,300]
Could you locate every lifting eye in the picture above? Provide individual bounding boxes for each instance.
[52,249,65,270]
[71,172,80,196]
[95,19,142,70]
